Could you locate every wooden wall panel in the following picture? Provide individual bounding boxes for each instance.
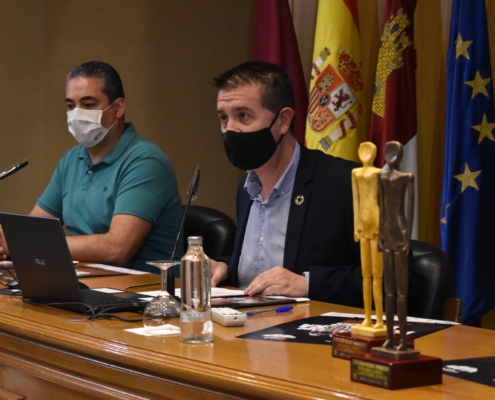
[0,0,255,221]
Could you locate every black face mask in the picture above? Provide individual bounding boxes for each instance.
[222,110,283,170]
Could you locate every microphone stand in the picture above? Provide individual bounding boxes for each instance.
[167,165,200,296]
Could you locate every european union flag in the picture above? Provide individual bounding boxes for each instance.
[441,0,495,323]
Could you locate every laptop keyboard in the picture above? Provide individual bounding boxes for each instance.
[81,290,144,308]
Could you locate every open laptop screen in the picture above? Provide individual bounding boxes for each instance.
[0,212,148,314]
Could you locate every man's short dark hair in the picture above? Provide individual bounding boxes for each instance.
[66,61,125,103]
[212,61,296,132]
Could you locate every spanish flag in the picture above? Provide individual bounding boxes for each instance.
[305,0,365,163]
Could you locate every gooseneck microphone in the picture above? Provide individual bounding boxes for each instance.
[0,160,29,180]
[167,165,200,295]
[171,164,200,261]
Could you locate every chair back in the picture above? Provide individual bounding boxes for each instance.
[408,240,455,320]
[183,205,236,259]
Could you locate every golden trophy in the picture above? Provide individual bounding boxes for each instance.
[333,142,389,360]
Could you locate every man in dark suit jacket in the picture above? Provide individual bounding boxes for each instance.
[232,145,364,305]
[209,61,368,307]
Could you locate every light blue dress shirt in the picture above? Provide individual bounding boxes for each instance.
[238,142,301,288]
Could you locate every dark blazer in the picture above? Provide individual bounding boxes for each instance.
[224,145,366,307]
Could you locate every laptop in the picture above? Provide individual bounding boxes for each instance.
[0,212,150,314]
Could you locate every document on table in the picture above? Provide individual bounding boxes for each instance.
[76,264,149,276]
[139,286,309,303]
[126,325,180,337]
[322,311,460,325]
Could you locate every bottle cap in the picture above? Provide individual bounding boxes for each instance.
[187,236,203,246]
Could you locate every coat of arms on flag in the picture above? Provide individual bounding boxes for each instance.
[308,48,363,136]
[307,48,363,152]
[372,8,413,118]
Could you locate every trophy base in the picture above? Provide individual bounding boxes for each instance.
[351,353,442,390]
[332,331,414,360]
[351,325,387,337]
[371,345,420,360]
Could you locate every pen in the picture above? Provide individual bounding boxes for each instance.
[246,305,293,316]
[125,282,160,290]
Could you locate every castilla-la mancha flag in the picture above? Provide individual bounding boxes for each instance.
[369,0,417,168]
[305,0,366,163]
[369,0,418,238]
[252,0,308,145]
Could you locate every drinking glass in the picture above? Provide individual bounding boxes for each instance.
[143,260,181,327]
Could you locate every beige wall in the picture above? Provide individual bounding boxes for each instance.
[3,0,495,247]
[0,0,254,221]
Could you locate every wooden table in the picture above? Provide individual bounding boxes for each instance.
[0,273,493,399]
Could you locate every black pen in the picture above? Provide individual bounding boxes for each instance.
[125,282,160,290]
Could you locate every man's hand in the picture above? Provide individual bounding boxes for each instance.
[29,205,152,266]
[210,259,228,287]
[0,225,9,260]
[244,266,307,297]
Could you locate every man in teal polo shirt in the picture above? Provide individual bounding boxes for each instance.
[0,61,183,272]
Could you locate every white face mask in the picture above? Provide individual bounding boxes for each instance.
[67,102,117,148]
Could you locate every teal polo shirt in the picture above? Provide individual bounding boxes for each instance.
[37,123,183,272]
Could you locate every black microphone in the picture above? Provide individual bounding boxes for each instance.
[167,165,200,296]
[0,160,29,180]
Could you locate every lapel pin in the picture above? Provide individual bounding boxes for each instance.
[295,195,304,205]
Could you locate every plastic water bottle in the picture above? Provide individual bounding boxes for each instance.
[180,236,213,343]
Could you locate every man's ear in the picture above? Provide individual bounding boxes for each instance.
[115,98,127,119]
[278,107,295,135]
